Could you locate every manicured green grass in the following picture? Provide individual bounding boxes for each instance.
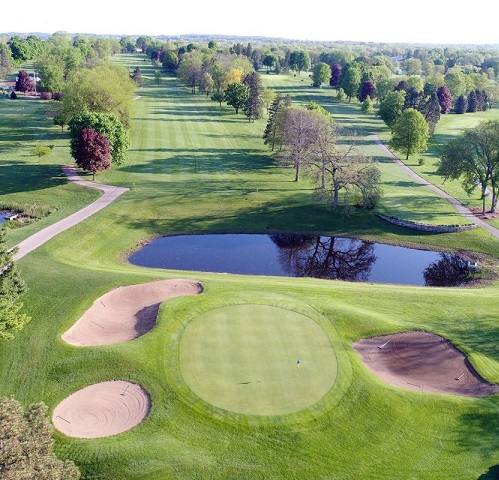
[179,304,337,416]
[0,55,498,479]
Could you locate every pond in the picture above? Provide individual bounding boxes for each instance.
[129,234,470,287]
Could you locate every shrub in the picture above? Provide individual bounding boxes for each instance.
[52,92,62,101]
[39,91,52,100]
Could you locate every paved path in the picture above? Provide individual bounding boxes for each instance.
[13,166,129,260]
[372,135,499,239]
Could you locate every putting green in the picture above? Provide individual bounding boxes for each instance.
[179,304,337,415]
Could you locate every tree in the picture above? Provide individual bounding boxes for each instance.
[389,108,429,160]
[224,82,249,114]
[436,85,453,113]
[211,90,225,107]
[176,51,203,94]
[68,111,129,166]
[0,43,13,80]
[0,397,80,478]
[262,87,277,114]
[131,67,142,86]
[162,50,179,72]
[338,63,361,102]
[263,93,291,151]
[154,69,162,85]
[311,62,331,87]
[438,120,499,214]
[243,72,264,122]
[280,106,318,182]
[31,144,53,162]
[200,72,214,97]
[58,61,136,127]
[263,54,276,73]
[15,70,34,96]
[74,128,111,180]
[329,63,342,88]
[378,90,405,131]
[0,227,30,340]
[421,93,441,136]
[467,90,477,112]
[358,80,376,102]
[289,50,311,74]
[361,97,374,114]
[305,117,381,208]
[454,94,467,114]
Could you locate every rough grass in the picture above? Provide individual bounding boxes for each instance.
[0,55,498,479]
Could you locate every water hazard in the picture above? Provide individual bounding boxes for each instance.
[129,234,470,286]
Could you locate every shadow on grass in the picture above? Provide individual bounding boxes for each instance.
[123,148,275,174]
[0,163,67,195]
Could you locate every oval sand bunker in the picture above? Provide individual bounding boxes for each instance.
[62,279,203,346]
[180,304,338,416]
[52,380,150,438]
[354,331,499,397]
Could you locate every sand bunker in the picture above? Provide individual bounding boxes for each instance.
[52,380,150,438]
[62,279,203,346]
[354,331,499,397]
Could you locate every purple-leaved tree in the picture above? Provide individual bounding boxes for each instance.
[74,128,111,180]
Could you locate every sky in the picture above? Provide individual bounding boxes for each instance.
[2,0,498,46]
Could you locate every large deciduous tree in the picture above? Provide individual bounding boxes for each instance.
[15,70,34,95]
[0,228,30,340]
[0,397,80,478]
[338,63,361,102]
[311,62,331,87]
[306,116,381,208]
[74,128,111,180]
[68,111,129,166]
[438,120,499,214]
[389,108,429,160]
[378,90,406,131]
[280,106,318,182]
[224,82,249,114]
[58,61,136,127]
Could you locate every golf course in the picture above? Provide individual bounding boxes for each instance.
[1,53,499,479]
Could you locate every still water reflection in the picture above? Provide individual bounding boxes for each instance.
[129,234,468,286]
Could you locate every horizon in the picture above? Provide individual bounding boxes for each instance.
[2,0,499,47]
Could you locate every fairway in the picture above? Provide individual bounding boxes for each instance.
[179,304,337,415]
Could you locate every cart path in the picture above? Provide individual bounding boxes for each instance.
[372,135,499,239]
[13,166,128,260]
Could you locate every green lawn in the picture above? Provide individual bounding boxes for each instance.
[179,304,338,416]
[0,55,498,480]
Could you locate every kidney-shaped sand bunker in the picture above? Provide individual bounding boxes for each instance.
[354,331,499,397]
[52,380,151,438]
[62,279,203,346]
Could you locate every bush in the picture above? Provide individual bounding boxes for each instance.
[39,91,52,100]
[52,92,62,101]
[10,91,17,99]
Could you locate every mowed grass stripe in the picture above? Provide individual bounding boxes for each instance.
[179,305,337,415]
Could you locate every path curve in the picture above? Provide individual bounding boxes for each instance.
[13,166,128,260]
[372,135,499,239]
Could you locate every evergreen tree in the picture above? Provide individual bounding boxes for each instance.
[0,397,80,478]
[421,93,441,135]
[0,228,30,340]
[455,95,467,114]
[243,72,264,122]
[467,90,477,112]
[263,94,291,151]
